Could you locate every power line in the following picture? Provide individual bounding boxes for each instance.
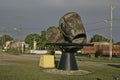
[84,18,120,25]
[86,26,109,32]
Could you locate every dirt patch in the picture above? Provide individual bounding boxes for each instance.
[0,53,40,65]
[0,53,39,61]
[44,69,91,75]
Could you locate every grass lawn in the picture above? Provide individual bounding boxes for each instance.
[0,54,120,80]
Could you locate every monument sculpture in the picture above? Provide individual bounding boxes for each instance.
[46,12,90,71]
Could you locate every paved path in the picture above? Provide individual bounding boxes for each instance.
[0,53,40,65]
[0,53,120,68]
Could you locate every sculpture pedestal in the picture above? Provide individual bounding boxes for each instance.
[46,43,93,71]
[58,51,78,70]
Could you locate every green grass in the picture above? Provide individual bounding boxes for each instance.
[79,64,120,80]
[77,56,120,63]
[0,60,67,80]
[0,56,120,80]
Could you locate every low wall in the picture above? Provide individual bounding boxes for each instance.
[30,50,47,54]
[30,50,62,54]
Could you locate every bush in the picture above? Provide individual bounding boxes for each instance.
[47,50,55,55]
[5,48,21,55]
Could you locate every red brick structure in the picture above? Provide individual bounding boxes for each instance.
[81,42,120,57]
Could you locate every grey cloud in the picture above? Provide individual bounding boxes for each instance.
[0,0,120,42]
[0,0,115,9]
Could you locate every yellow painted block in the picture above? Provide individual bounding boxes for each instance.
[39,55,55,68]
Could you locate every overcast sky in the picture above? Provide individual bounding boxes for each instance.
[0,0,120,42]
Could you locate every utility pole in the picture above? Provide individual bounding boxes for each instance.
[109,4,114,60]
[18,16,22,41]
[18,16,22,53]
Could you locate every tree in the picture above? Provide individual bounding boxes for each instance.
[90,34,109,42]
[38,31,47,49]
[115,42,120,45]
[24,33,41,49]
[0,34,13,46]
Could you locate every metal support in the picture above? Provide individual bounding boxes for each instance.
[58,51,78,70]
[46,43,93,71]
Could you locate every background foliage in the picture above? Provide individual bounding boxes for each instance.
[90,34,110,42]
[0,34,13,46]
[24,31,47,50]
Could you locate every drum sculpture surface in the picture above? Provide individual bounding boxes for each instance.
[46,12,87,70]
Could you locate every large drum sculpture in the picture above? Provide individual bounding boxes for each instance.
[46,12,87,70]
